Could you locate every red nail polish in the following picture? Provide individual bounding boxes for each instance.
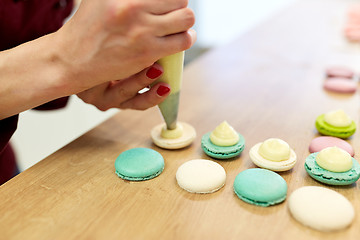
[146,66,163,79]
[157,85,170,96]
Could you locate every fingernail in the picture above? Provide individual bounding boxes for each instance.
[146,66,163,79]
[157,85,170,96]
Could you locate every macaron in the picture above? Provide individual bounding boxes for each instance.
[151,122,196,149]
[315,109,356,139]
[325,66,354,79]
[305,146,360,185]
[201,121,245,159]
[233,168,288,207]
[309,136,354,156]
[249,138,297,171]
[288,186,355,232]
[344,27,360,42]
[323,78,357,94]
[176,159,226,194]
[115,148,165,181]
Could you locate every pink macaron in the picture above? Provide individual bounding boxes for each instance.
[325,67,354,79]
[309,136,354,156]
[323,78,357,93]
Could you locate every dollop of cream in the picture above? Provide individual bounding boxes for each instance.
[316,146,353,172]
[210,121,239,146]
[258,138,291,162]
[161,123,183,139]
[324,109,352,127]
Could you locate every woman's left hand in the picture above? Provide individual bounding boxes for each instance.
[77,63,170,111]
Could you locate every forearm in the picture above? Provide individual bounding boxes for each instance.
[0,33,74,119]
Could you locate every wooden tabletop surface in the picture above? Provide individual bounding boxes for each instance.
[1,0,360,239]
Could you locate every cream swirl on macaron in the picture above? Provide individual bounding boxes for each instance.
[160,123,183,139]
[315,147,353,172]
[259,138,291,162]
[210,121,239,146]
[323,109,352,127]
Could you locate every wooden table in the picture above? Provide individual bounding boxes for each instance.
[1,0,360,239]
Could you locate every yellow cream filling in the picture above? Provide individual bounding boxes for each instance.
[316,146,352,172]
[258,138,290,162]
[160,123,183,139]
[210,121,239,146]
[324,109,352,127]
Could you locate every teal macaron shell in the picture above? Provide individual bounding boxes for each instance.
[115,148,165,181]
[201,132,245,159]
[305,152,360,185]
[233,168,288,207]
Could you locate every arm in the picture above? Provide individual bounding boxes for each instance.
[0,0,196,119]
[0,34,71,119]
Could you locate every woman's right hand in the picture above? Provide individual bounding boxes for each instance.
[55,0,196,93]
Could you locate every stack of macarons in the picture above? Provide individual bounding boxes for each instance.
[323,66,357,94]
[344,5,360,42]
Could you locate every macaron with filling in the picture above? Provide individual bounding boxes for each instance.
[305,146,360,185]
[233,168,288,207]
[201,121,245,159]
[315,109,356,139]
[249,138,297,171]
[151,122,196,149]
[115,148,165,181]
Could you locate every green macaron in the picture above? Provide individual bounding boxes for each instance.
[304,152,360,185]
[315,114,356,139]
[115,148,165,181]
[201,132,245,159]
[233,168,288,207]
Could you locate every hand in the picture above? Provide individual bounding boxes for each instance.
[56,0,196,93]
[77,63,170,111]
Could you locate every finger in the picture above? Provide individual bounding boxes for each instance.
[146,0,189,15]
[77,82,108,106]
[157,29,197,54]
[119,83,171,110]
[110,63,164,101]
[77,63,164,111]
[152,8,195,37]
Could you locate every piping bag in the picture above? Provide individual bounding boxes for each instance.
[154,51,184,130]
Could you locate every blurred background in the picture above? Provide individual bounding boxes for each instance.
[11,0,296,171]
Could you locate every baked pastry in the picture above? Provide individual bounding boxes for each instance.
[305,146,360,185]
[315,109,356,138]
[176,159,226,194]
[201,121,245,159]
[233,168,287,207]
[115,148,165,181]
[151,122,196,149]
[288,186,355,232]
[249,138,296,171]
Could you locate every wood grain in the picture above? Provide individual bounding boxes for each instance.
[1,0,360,239]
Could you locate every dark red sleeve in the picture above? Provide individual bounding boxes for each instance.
[0,0,74,184]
